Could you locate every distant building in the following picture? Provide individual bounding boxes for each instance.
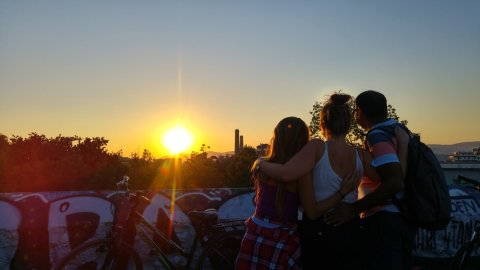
[235,129,240,155]
[447,147,480,163]
[235,129,245,155]
[240,135,244,151]
[441,147,480,184]
[256,143,269,157]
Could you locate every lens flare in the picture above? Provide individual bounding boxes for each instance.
[162,125,194,155]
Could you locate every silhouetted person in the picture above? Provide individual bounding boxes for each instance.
[326,90,413,270]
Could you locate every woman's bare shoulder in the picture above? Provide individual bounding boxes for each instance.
[307,138,325,160]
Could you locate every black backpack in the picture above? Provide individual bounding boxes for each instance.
[368,125,451,230]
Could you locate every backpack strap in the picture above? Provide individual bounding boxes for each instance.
[396,124,414,139]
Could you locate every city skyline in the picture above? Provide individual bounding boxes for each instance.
[1,1,479,157]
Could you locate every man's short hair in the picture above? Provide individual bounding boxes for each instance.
[355,90,388,120]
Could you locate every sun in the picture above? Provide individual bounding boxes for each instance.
[162,125,194,155]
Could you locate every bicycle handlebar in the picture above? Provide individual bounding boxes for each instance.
[457,175,480,190]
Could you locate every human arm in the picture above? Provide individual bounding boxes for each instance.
[325,132,405,225]
[325,163,404,225]
[353,162,404,212]
[300,170,360,220]
[258,139,323,182]
[360,148,380,183]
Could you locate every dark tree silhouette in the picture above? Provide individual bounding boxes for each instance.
[181,144,225,188]
[0,133,127,191]
[225,146,257,187]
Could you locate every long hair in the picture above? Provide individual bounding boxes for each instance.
[256,116,310,216]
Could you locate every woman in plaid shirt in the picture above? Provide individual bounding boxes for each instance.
[235,115,359,270]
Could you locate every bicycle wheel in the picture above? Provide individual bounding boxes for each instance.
[196,232,242,270]
[450,241,480,270]
[53,239,143,270]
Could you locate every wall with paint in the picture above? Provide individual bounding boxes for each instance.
[0,186,479,269]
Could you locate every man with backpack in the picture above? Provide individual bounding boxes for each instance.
[326,90,415,270]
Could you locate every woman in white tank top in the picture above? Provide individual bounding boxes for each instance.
[311,142,363,204]
[258,93,380,270]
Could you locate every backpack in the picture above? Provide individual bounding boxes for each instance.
[368,125,451,230]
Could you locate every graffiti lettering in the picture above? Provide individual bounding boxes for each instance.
[415,218,480,256]
[451,198,480,216]
[415,229,437,251]
[445,219,480,251]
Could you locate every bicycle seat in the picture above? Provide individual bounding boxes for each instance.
[188,210,219,224]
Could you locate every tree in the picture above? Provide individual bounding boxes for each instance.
[181,144,225,188]
[0,134,9,183]
[0,133,127,191]
[121,149,181,190]
[225,146,257,187]
[180,144,258,188]
[309,100,408,147]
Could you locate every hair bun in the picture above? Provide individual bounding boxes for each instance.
[331,93,351,105]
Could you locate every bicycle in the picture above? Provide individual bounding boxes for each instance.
[449,175,480,270]
[53,176,246,270]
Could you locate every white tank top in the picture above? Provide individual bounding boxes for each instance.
[312,143,364,203]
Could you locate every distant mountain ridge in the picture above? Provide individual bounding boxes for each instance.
[428,141,480,155]
[207,151,235,157]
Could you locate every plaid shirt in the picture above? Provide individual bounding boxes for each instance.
[235,217,301,270]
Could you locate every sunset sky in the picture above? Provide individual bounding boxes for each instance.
[1,1,479,157]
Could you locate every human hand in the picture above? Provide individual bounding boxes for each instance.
[324,202,357,226]
[251,157,265,175]
[339,169,361,196]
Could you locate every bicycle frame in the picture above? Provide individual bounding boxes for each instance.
[457,175,480,191]
[132,210,197,270]
[116,191,239,270]
[54,176,245,270]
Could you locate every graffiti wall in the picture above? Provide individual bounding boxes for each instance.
[0,188,255,269]
[0,186,479,269]
[414,186,480,258]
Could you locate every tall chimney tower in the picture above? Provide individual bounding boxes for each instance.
[240,135,244,152]
[235,129,240,155]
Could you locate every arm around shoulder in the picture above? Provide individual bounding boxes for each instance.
[259,139,322,182]
[353,162,404,214]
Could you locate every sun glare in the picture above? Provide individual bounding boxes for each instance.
[162,125,194,155]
